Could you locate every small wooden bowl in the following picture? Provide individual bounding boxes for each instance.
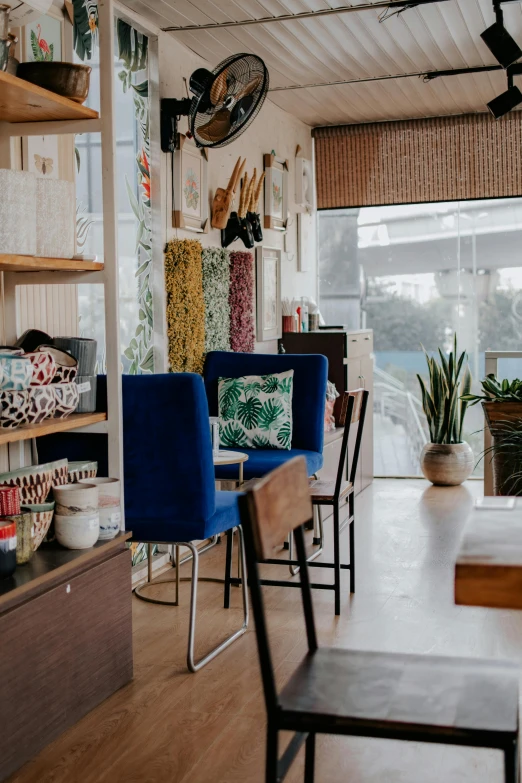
[17,61,91,104]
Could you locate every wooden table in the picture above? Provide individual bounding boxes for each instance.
[455,500,522,609]
[0,533,133,782]
[213,449,248,485]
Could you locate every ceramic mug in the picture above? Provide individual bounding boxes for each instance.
[53,482,99,516]
[1,508,33,564]
[55,513,99,550]
[0,354,33,391]
[53,382,79,418]
[37,345,78,384]
[79,477,121,540]
[25,350,57,386]
[0,389,30,429]
[0,484,20,516]
[26,386,56,424]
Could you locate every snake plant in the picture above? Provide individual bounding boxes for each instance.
[417,334,472,444]
[460,375,522,406]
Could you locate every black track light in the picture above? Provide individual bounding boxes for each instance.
[487,84,522,118]
[481,21,522,68]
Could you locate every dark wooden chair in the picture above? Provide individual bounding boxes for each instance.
[238,457,520,783]
[308,388,368,610]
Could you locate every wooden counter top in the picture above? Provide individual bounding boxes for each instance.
[0,532,131,613]
[455,500,522,609]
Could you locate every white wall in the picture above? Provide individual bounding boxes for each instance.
[156,34,317,354]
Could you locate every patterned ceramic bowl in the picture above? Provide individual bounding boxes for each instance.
[50,458,68,487]
[67,461,98,483]
[0,389,30,429]
[0,346,24,356]
[0,462,54,505]
[25,350,57,386]
[26,501,55,551]
[26,386,56,424]
[0,355,33,391]
[15,329,52,353]
[38,345,78,384]
[53,382,79,418]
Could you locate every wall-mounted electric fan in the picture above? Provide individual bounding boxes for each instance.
[161,53,269,152]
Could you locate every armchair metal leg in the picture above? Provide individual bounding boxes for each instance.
[304,733,316,783]
[187,526,249,672]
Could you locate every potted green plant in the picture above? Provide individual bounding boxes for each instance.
[461,375,522,494]
[416,335,473,486]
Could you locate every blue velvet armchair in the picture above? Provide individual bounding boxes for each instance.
[37,373,249,673]
[203,351,328,481]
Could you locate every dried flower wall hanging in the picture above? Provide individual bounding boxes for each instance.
[202,247,231,354]
[164,239,205,373]
[229,251,255,353]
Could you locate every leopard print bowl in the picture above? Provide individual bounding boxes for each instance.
[0,389,30,429]
[26,386,56,425]
[0,462,54,505]
[53,382,79,418]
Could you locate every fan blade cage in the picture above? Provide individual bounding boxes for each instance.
[190,53,269,148]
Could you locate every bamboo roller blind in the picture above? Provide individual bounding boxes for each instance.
[313,113,522,209]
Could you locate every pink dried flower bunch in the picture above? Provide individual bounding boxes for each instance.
[229,251,255,353]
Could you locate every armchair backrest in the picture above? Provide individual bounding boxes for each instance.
[203,351,328,453]
[122,373,216,525]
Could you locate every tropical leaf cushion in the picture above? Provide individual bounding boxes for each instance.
[218,370,294,450]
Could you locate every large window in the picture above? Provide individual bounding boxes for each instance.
[319,199,522,477]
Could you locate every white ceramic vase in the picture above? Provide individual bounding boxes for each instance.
[53,482,99,516]
[420,442,474,486]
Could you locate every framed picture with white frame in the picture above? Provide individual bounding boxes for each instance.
[256,246,282,342]
[172,133,209,233]
[263,154,288,231]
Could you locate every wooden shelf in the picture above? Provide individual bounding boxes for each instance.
[0,71,99,123]
[0,412,107,446]
[0,255,104,273]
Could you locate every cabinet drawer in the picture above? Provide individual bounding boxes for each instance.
[346,331,373,358]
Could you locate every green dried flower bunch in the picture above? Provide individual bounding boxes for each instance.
[201,247,231,354]
[164,239,205,374]
[417,334,471,444]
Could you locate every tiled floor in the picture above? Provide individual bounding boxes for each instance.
[10,478,522,783]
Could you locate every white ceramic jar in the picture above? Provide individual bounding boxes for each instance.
[53,482,99,516]
[79,477,121,540]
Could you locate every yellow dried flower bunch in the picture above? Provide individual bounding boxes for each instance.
[164,238,206,374]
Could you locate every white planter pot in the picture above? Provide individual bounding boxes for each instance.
[420,442,474,486]
[55,513,100,549]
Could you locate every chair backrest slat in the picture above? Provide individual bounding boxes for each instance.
[242,456,313,561]
[335,389,369,496]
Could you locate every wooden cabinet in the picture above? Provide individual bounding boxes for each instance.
[0,536,133,782]
[279,329,374,495]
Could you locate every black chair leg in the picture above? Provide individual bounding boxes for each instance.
[266,727,279,783]
[333,505,341,616]
[304,733,315,783]
[224,529,233,609]
[349,494,355,594]
[505,738,520,783]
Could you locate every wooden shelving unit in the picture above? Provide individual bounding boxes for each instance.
[0,71,99,123]
[0,413,107,447]
[0,0,123,494]
[0,255,104,273]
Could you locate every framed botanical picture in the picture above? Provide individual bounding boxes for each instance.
[23,12,62,62]
[263,154,289,231]
[256,246,282,342]
[172,134,209,233]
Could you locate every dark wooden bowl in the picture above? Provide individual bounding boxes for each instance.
[16,62,91,104]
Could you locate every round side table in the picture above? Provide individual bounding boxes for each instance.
[213,449,249,485]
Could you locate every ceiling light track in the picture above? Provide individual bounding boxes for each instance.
[268,64,520,92]
[162,0,452,32]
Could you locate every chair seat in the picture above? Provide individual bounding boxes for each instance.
[127,490,241,544]
[309,479,353,503]
[215,449,323,481]
[279,648,519,740]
